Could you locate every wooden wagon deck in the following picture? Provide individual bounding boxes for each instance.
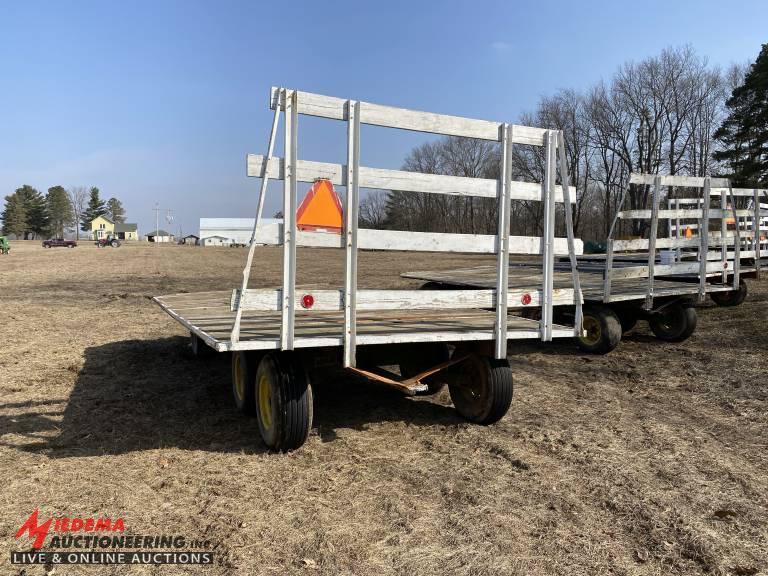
[155,290,575,353]
[402,265,736,303]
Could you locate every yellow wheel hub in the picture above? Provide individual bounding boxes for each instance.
[582,315,601,346]
[234,354,245,401]
[258,374,273,429]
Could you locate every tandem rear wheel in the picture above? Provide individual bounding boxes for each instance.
[231,350,313,452]
[710,280,748,307]
[648,302,697,342]
[446,352,514,425]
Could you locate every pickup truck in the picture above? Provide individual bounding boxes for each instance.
[42,238,77,248]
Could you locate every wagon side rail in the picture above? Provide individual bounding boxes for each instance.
[665,187,768,280]
[604,173,747,307]
[235,87,584,367]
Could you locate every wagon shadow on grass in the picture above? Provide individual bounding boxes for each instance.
[13,337,459,457]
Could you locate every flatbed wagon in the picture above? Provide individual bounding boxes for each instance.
[404,173,754,354]
[155,87,584,451]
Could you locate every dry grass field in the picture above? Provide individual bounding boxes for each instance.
[0,240,766,575]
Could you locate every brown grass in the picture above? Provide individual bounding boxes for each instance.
[0,240,766,575]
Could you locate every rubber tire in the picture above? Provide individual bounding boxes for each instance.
[649,303,697,342]
[448,355,513,425]
[231,351,257,416]
[710,281,747,307]
[110,240,118,248]
[255,352,313,452]
[399,343,451,394]
[576,305,622,354]
[614,307,638,333]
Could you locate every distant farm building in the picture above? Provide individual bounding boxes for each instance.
[201,235,233,247]
[180,234,199,245]
[146,229,175,243]
[114,223,139,240]
[199,218,282,246]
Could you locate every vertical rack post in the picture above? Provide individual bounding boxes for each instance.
[603,184,627,303]
[540,131,556,341]
[727,184,740,288]
[698,176,711,301]
[720,188,728,284]
[231,92,282,344]
[343,100,360,368]
[644,175,661,310]
[280,90,298,350]
[674,198,681,262]
[556,131,583,336]
[494,124,513,359]
[753,189,761,280]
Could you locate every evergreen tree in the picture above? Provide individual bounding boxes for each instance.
[80,186,107,231]
[106,197,126,223]
[15,185,48,239]
[714,43,768,186]
[1,192,27,237]
[46,185,74,238]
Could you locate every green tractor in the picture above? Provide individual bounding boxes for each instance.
[0,236,9,255]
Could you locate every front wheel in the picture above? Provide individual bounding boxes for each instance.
[255,352,313,451]
[576,305,622,354]
[649,303,697,342]
[231,351,257,415]
[710,281,747,307]
[447,355,513,425]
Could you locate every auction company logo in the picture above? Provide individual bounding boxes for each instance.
[12,509,213,566]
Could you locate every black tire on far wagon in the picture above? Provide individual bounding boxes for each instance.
[649,302,697,342]
[710,280,748,307]
[576,305,622,354]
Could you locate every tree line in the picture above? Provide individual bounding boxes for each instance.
[362,44,768,242]
[1,186,126,239]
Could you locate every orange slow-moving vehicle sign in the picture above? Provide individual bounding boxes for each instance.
[296,179,343,233]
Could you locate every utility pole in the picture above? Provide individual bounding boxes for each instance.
[152,204,173,245]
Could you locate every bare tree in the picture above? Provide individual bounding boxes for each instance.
[384,45,734,243]
[359,191,388,229]
[67,186,88,239]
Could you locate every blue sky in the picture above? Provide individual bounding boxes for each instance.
[0,0,766,237]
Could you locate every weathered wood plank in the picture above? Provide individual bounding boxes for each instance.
[246,155,577,203]
[269,87,548,145]
[252,222,583,255]
[608,260,730,280]
[231,287,576,312]
[619,208,754,220]
[629,173,730,188]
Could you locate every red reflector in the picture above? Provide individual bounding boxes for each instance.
[301,294,315,309]
[723,262,728,269]
[521,293,532,305]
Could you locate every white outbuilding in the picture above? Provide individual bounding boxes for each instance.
[201,235,234,247]
[199,218,282,245]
